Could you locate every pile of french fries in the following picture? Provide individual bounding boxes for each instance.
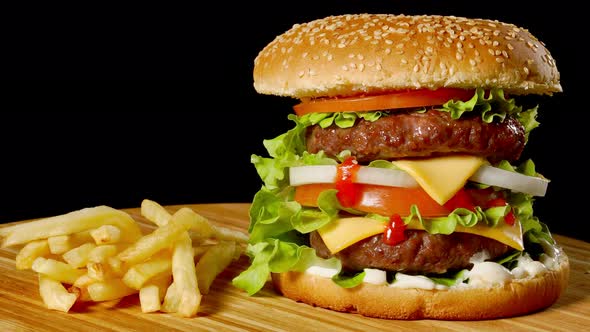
[0,199,248,317]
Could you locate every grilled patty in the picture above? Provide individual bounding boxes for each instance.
[306,110,525,163]
[310,230,511,274]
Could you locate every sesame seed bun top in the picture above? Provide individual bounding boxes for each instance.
[253,14,562,99]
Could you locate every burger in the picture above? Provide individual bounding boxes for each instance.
[232,13,569,320]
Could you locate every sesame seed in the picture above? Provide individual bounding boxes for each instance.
[495,50,502,56]
[413,64,420,72]
[488,48,495,55]
[469,59,476,66]
[342,65,348,71]
[357,54,365,60]
[401,58,408,64]
[456,53,463,60]
[297,71,305,78]
[385,48,392,54]
[492,40,499,47]
[502,50,509,58]
[385,39,393,44]
[495,57,504,63]
[312,55,319,60]
[359,63,365,72]
[507,43,514,50]
[348,53,355,58]
[327,54,333,61]
[523,66,530,75]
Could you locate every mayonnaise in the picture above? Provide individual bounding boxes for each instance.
[303,244,562,289]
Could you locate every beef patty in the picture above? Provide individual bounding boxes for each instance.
[310,230,511,274]
[306,110,525,163]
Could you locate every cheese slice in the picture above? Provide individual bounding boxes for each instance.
[318,217,523,254]
[392,155,485,205]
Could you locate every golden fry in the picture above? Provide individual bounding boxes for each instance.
[88,244,120,263]
[47,231,94,255]
[195,241,237,294]
[117,208,197,265]
[141,199,172,227]
[16,239,50,270]
[0,206,141,247]
[87,279,137,302]
[63,243,96,269]
[32,257,86,284]
[90,225,121,245]
[122,256,172,290]
[162,232,201,317]
[38,274,77,313]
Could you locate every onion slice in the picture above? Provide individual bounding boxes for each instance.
[289,164,549,196]
[469,165,549,197]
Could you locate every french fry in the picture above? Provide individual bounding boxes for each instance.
[88,244,120,263]
[67,285,92,302]
[87,262,113,281]
[139,275,171,313]
[162,232,201,317]
[139,285,161,313]
[47,231,94,255]
[63,243,96,269]
[73,273,96,288]
[195,241,237,294]
[32,257,86,284]
[15,239,50,270]
[90,225,122,245]
[117,208,197,266]
[122,255,172,290]
[106,256,126,277]
[38,274,77,313]
[87,279,137,302]
[141,199,172,227]
[0,206,142,247]
[142,199,248,243]
[210,225,249,243]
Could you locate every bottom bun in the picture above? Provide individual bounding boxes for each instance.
[271,254,569,320]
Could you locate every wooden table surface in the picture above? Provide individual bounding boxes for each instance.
[0,203,588,331]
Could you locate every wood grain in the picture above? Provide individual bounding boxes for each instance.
[0,203,588,331]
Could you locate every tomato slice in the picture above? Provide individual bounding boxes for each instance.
[293,88,474,116]
[294,183,451,217]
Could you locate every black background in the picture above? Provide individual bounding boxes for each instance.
[2,1,588,242]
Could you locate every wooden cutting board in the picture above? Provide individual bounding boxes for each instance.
[0,203,588,331]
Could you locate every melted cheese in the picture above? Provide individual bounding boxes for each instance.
[392,155,485,205]
[318,216,523,254]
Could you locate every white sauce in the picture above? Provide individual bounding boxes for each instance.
[390,273,448,290]
[304,245,562,290]
[363,268,387,285]
[305,265,338,278]
[468,262,513,287]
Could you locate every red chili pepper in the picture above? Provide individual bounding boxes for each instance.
[383,214,407,245]
[335,157,361,207]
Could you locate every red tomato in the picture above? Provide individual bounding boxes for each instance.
[293,88,474,116]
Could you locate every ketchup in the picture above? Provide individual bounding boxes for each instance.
[383,214,407,245]
[335,157,361,207]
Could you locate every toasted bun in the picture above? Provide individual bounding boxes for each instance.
[271,253,569,320]
[254,14,561,98]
